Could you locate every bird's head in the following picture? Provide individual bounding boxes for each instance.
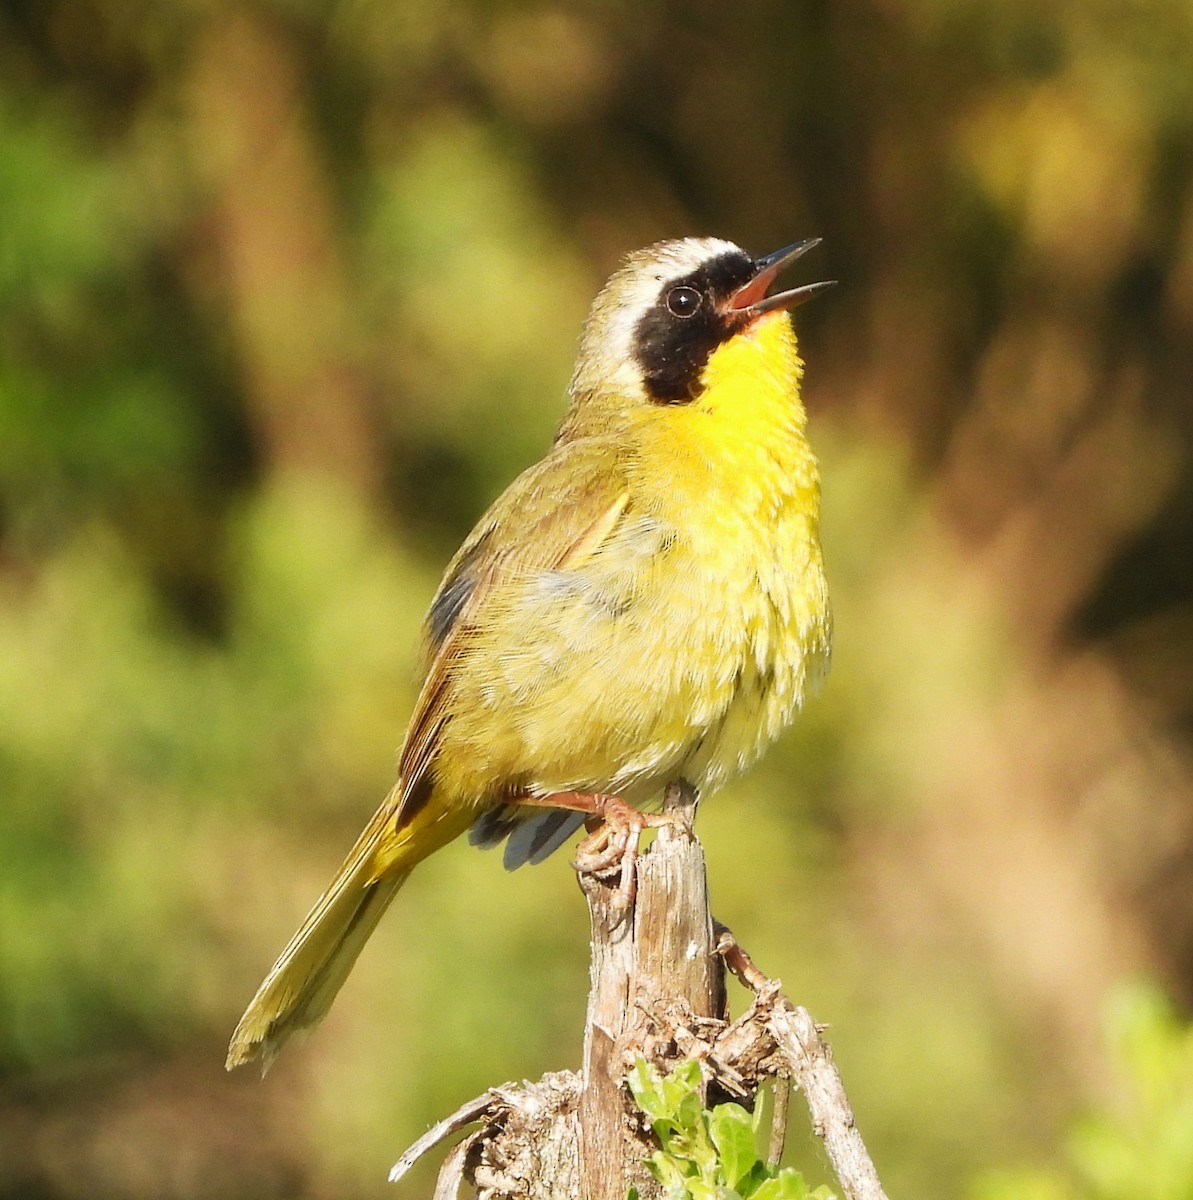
[564,237,834,432]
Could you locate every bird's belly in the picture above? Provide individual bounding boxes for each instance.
[436,512,829,808]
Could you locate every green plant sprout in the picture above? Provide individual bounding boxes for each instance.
[626,1058,838,1200]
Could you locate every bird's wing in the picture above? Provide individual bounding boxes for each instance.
[390,437,634,832]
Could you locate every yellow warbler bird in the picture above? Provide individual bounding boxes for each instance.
[227,237,834,1070]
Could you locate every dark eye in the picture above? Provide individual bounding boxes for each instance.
[666,286,702,318]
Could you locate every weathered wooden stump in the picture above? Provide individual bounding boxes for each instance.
[390,795,889,1200]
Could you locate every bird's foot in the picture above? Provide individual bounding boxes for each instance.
[576,822,642,918]
[518,789,680,920]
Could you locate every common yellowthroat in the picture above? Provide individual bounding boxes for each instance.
[227,237,833,1070]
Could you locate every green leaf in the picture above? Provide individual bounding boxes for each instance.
[749,1168,816,1200]
[684,1180,721,1200]
[644,1149,688,1189]
[738,1160,776,1198]
[677,1089,708,1142]
[673,1058,704,1090]
[628,1060,670,1122]
[709,1103,759,1189]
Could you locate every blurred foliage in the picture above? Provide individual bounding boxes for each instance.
[1,0,1192,1198]
[972,983,1193,1200]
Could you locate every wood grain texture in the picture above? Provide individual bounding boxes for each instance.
[578,783,726,1200]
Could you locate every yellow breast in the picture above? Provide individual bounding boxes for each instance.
[623,312,831,792]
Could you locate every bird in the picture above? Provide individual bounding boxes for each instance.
[226,236,834,1071]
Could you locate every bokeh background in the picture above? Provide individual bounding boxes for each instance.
[3,1,1193,1197]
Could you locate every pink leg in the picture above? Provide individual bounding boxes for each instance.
[511,790,681,913]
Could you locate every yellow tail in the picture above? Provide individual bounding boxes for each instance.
[226,860,409,1071]
[226,789,467,1071]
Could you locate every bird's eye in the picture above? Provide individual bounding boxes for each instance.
[666,286,702,318]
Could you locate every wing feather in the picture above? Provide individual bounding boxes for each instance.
[389,439,633,832]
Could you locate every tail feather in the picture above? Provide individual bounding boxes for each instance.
[226,859,410,1071]
[226,783,458,1071]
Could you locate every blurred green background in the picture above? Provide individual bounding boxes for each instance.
[3,1,1193,1197]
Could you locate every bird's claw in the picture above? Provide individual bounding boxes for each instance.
[573,813,644,922]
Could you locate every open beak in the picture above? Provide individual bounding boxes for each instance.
[727,238,836,316]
